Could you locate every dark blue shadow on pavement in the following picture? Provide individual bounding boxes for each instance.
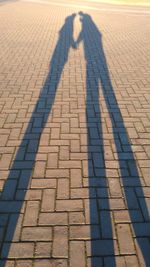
[0,13,76,266]
[76,12,150,266]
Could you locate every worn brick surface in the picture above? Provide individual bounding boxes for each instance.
[0,0,150,266]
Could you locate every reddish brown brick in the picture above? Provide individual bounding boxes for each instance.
[53,226,68,258]
[56,200,83,212]
[21,227,52,241]
[23,201,39,226]
[1,243,34,258]
[35,242,51,257]
[47,153,58,168]
[57,179,69,199]
[117,224,135,254]
[41,189,55,212]
[39,212,68,226]
[33,161,46,178]
[70,241,85,267]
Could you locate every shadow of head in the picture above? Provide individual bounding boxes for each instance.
[66,13,76,20]
[79,11,84,21]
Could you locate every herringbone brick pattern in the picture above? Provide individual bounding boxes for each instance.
[0,1,150,266]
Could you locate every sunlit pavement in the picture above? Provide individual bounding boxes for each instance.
[0,0,150,266]
[21,0,150,13]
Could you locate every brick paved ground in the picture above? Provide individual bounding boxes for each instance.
[0,0,150,266]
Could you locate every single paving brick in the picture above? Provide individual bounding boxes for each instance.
[61,122,69,134]
[114,210,142,223]
[70,225,100,240]
[104,256,125,267]
[70,153,88,160]
[33,161,46,178]
[84,199,99,224]
[39,133,49,146]
[57,179,69,199]
[117,224,135,254]
[71,188,95,199]
[98,198,125,210]
[51,128,60,139]
[38,146,58,153]
[0,154,13,170]
[46,169,69,178]
[132,223,150,236]
[0,135,9,146]
[53,226,68,258]
[59,160,81,169]
[70,241,85,267]
[21,227,52,241]
[56,199,83,212]
[31,179,56,189]
[0,201,24,213]
[69,212,85,225]
[100,211,116,239]
[86,240,118,256]
[16,260,33,267]
[70,169,82,188]
[124,188,139,209]
[41,189,55,212]
[47,153,58,168]
[1,243,34,258]
[139,160,150,168]
[23,201,39,226]
[87,257,103,267]
[135,238,150,266]
[71,140,80,152]
[136,187,150,197]
[59,146,69,160]
[39,212,68,225]
[16,189,42,201]
[108,178,122,197]
[34,259,68,267]
[35,242,52,258]
[125,255,139,267]
[61,134,79,140]
[4,261,15,267]
[5,214,23,242]
[71,118,79,128]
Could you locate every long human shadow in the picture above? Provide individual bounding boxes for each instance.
[0,13,76,266]
[76,12,150,266]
